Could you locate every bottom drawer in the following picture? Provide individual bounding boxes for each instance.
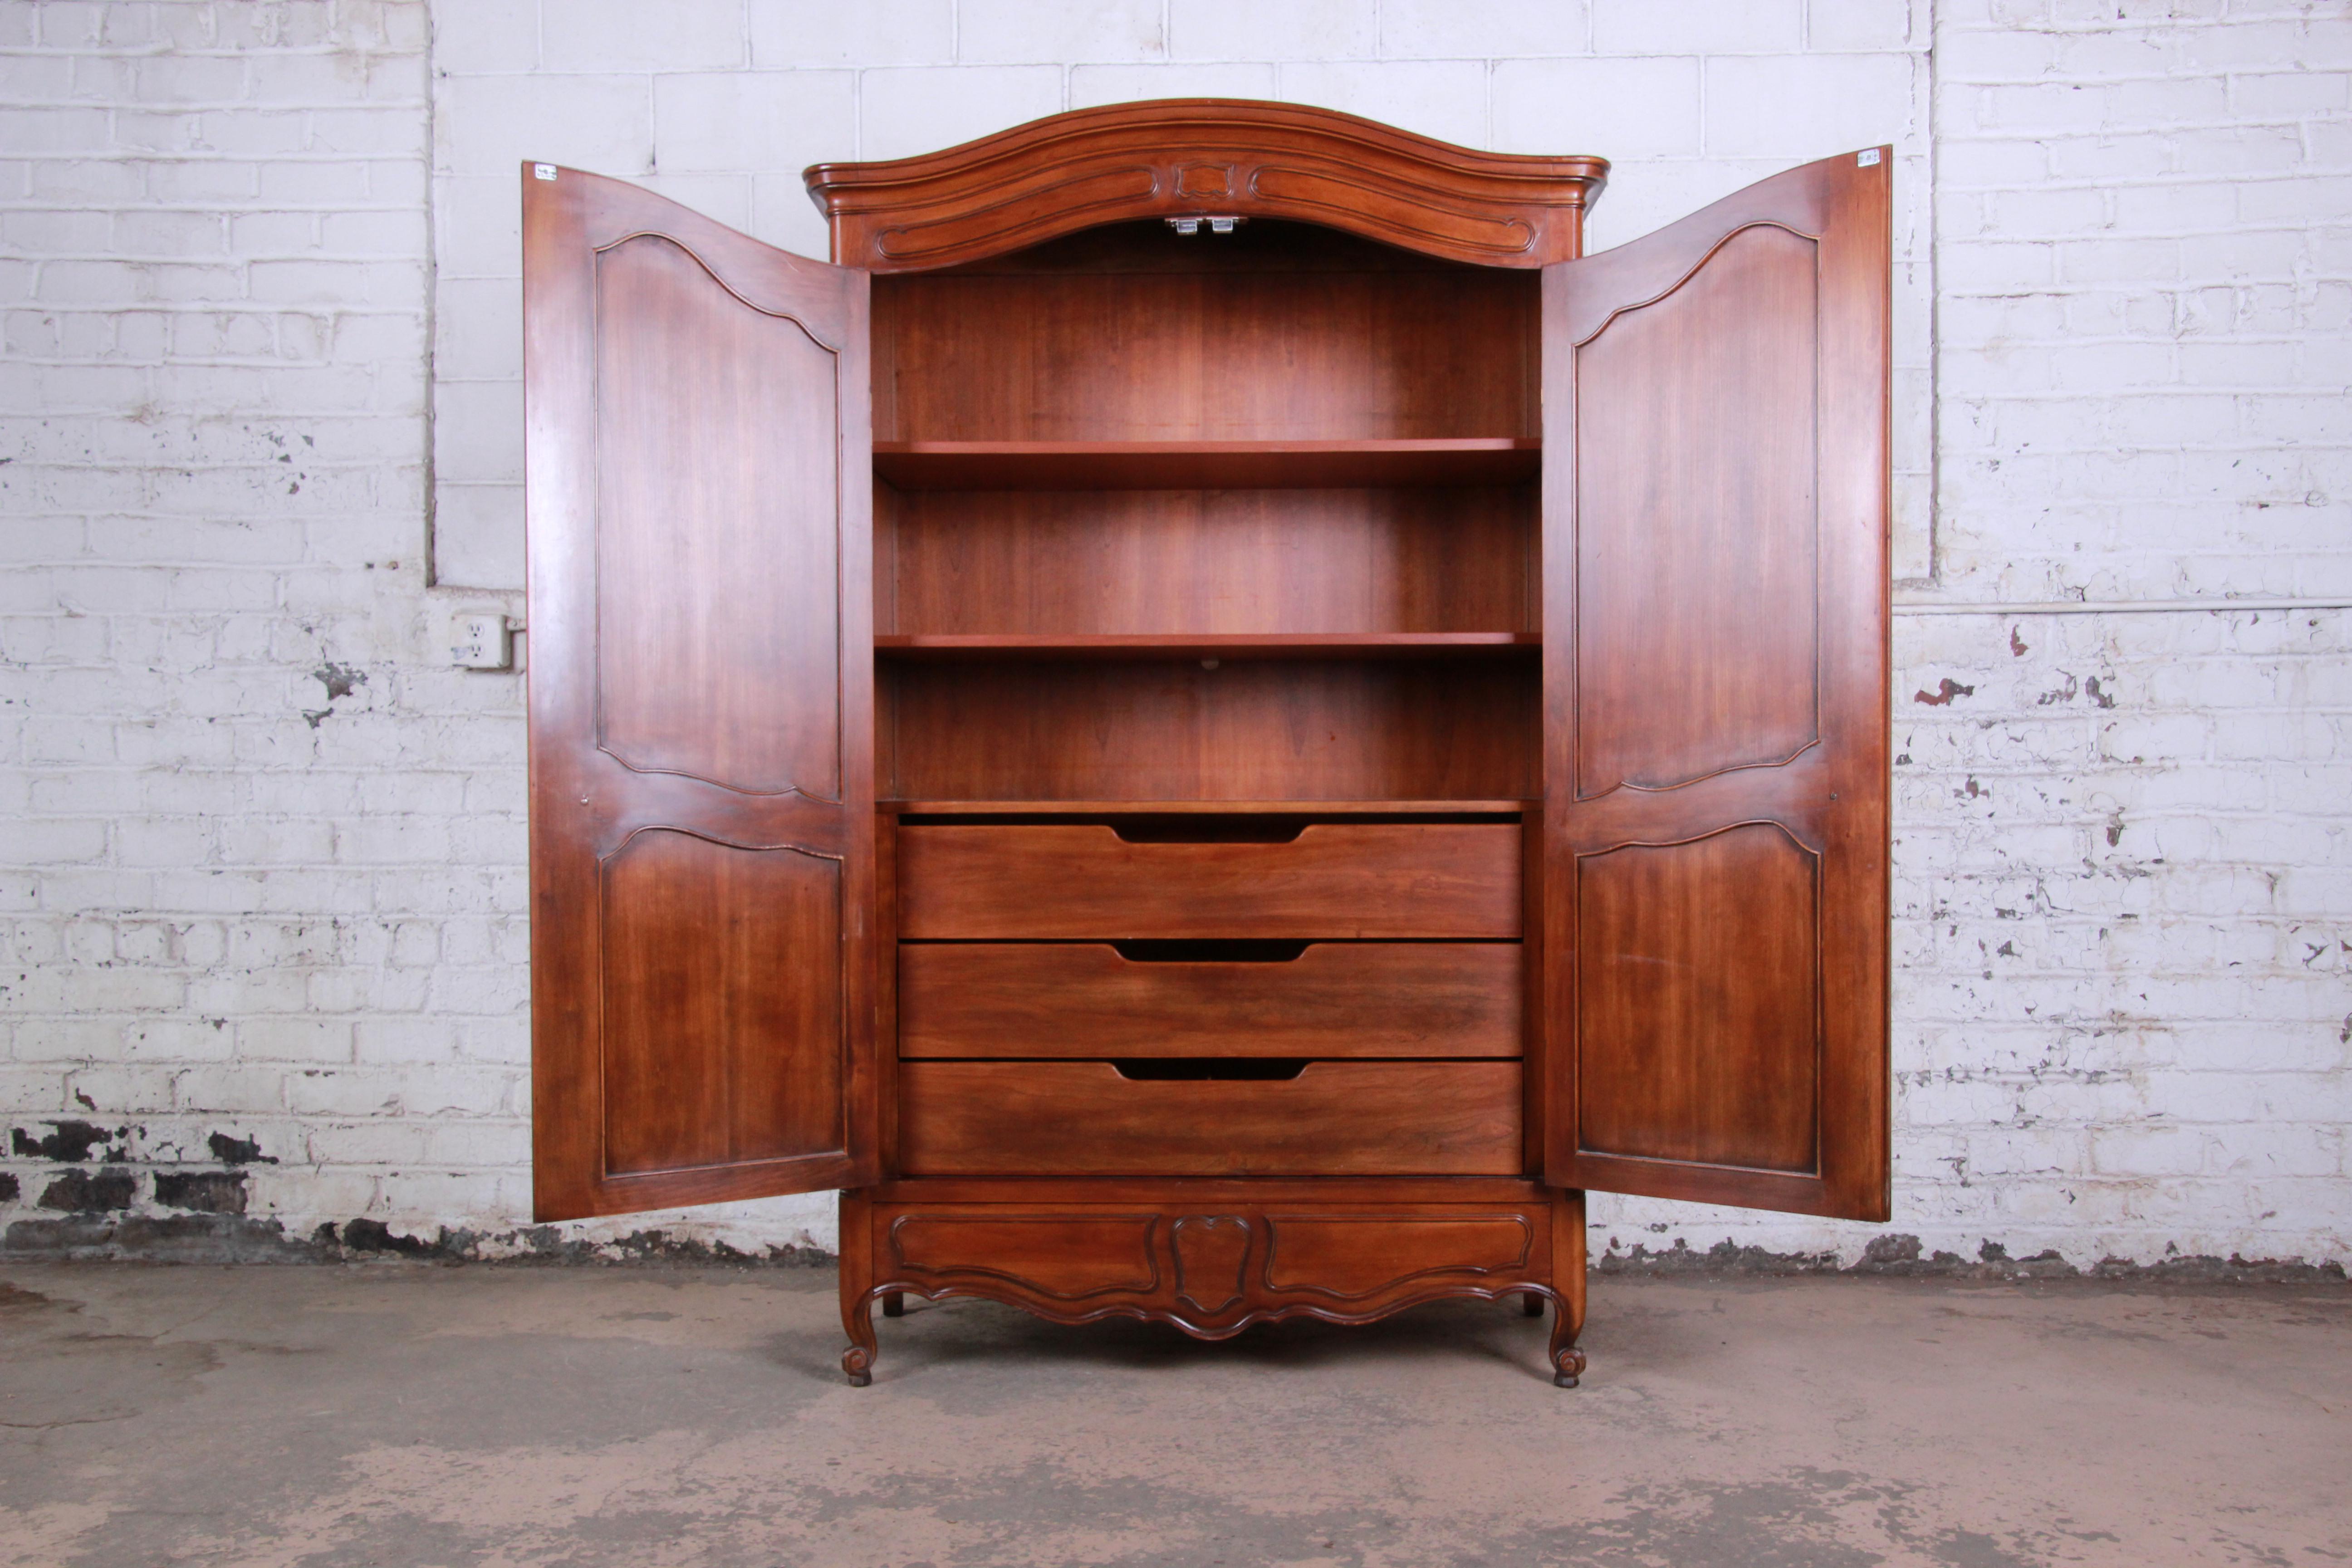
[898,1060,1522,1176]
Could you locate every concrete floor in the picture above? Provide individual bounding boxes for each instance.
[0,1265,2345,1568]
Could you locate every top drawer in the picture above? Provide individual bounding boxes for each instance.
[897,823,1521,939]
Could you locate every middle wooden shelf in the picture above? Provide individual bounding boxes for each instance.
[876,631,1540,662]
[872,437,1542,491]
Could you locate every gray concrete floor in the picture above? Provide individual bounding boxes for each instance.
[0,1264,2345,1567]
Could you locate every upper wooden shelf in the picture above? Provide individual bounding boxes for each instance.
[876,632,1538,662]
[883,799,1535,815]
[872,438,1541,491]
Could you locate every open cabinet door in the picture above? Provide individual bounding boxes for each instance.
[1540,150,1891,1221]
[524,166,877,1221]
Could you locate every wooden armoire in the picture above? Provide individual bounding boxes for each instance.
[522,100,1890,1387]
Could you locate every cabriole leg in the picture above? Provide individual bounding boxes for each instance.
[842,1299,877,1387]
[839,1190,877,1387]
[1550,1188,1589,1387]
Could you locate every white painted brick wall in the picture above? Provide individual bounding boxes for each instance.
[426,0,1936,586]
[2,0,2345,1270]
[0,0,828,1257]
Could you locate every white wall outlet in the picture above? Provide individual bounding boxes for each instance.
[450,612,513,670]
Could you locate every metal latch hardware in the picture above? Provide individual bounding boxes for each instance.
[1166,215,1245,235]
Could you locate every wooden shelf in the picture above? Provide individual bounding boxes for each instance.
[876,632,1538,662]
[883,800,1534,815]
[872,438,1541,491]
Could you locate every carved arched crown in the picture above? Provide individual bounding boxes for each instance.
[804,99,1608,272]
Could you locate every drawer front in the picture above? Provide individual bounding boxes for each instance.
[899,941,1522,1058]
[899,1061,1523,1176]
[897,823,1521,939]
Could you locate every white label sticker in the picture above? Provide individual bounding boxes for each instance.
[1857,148,1882,167]
[532,163,557,181]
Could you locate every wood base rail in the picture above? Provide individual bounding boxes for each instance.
[837,1182,1588,1387]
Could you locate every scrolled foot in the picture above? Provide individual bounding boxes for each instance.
[842,1345,874,1387]
[1552,1346,1588,1389]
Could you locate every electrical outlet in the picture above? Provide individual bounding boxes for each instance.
[450,612,513,671]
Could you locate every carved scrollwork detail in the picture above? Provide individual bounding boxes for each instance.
[1171,1215,1252,1313]
[807,100,1607,272]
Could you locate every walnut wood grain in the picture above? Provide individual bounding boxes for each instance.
[868,220,1538,444]
[835,1182,1587,1382]
[873,439,1540,490]
[899,1061,1522,1176]
[898,823,1522,939]
[1173,1215,1252,1312]
[1569,220,1820,799]
[806,99,1605,272]
[880,483,1536,637]
[884,799,1535,816]
[1259,1212,1531,1296]
[897,941,1522,1059]
[884,659,1539,803]
[1575,825,1821,1172]
[1539,149,1891,1222]
[593,232,843,800]
[892,1211,1163,1298]
[528,110,1891,1393]
[877,632,1537,662]
[525,165,875,1220]
[600,829,843,1176]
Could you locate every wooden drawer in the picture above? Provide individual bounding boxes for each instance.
[899,941,1521,1058]
[898,1061,1523,1176]
[896,823,1521,938]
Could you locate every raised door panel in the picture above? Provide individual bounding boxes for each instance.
[1540,151,1891,1220]
[1572,222,1819,797]
[527,165,876,1220]
[594,235,842,799]
[600,830,843,1176]
[1573,825,1818,1173]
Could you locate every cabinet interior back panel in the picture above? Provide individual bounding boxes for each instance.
[872,221,1539,442]
[882,658,1538,802]
[882,484,1537,636]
